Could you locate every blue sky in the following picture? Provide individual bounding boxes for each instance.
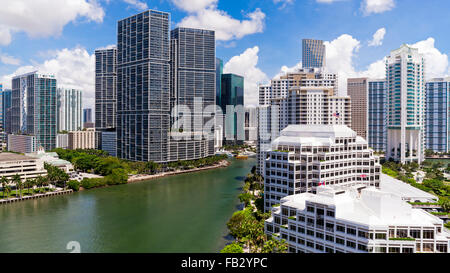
[0,0,449,107]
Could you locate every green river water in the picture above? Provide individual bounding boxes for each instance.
[0,158,255,253]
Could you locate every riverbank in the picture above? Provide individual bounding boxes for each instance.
[0,189,73,205]
[128,160,231,183]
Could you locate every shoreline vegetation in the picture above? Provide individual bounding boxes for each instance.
[52,148,231,192]
[220,165,288,254]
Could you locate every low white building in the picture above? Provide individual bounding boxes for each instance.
[26,149,74,174]
[0,153,47,182]
[265,185,450,253]
[263,125,381,212]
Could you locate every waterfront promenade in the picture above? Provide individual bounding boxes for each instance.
[0,189,74,205]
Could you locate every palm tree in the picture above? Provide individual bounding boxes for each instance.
[36,176,44,193]
[12,174,22,198]
[1,176,8,199]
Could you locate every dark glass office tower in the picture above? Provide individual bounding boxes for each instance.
[215,58,223,107]
[169,27,216,160]
[11,72,57,151]
[2,89,12,134]
[117,10,170,162]
[221,73,244,145]
[95,47,117,131]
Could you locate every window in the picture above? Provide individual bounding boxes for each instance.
[358,244,367,252]
[358,231,368,239]
[375,247,386,253]
[316,208,324,216]
[337,225,345,233]
[389,247,400,253]
[306,241,314,249]
[315,244,324,251]
[336,238,345,245]
[347,228,356,236]
[375,233,386,240]
[297,238,305,245]
[436,244,448,253]
[423,243,434,252]
[307,206,315,213]
[326,235,334,242]
[346,241,356,249]
[307,229,315,236]
[298,227,305,234]
[325,247,334,253]
[397,229,408,238]
[402,248,413,253]
[316,232,324,239]
[423,230,434,239]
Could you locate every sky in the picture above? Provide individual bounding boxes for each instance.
[0,0,449,108]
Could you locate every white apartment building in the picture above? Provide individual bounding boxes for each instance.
[0,153,47,182]
[265,186,450,253]
[263,125,381,212]
[57,88,83,132]
[7,134,38,154]
[56,133,69,149]
[68,129,96,150]
[386,45,426,163]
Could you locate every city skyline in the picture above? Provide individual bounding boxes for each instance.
[0,0,449,109]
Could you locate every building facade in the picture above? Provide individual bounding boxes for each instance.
[263,125,381,212]
[68,129,96,150]
[368,79,387,152]
[101,131,117,157]
[221,73,245,145]
[57,88,83,132]
[302,39,326,69]
[425,78,450,153]
[0,153,47,181]
[2,89,12,134]
[11,71,57,151]
[95,47,117,131]
[386,45,426,163]
[56,133,69,149]
[117,10,171,163]
[169,27,216,161]
[7,134,38,153]
[348,78,368,139]
[265,186,450,253]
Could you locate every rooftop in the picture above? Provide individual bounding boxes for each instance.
[0,153,36,162]
[279,185,443,228]
[380,173,438,203]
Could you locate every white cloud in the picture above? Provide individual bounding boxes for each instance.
[172,0,217,13]
[361,0,395,15]
[274,62,302,79]
[123,0,148,10]
[223,46,269,106]
[0,0,104,46]
[0,53,20,66]
[408,38,449,80]
[1,47,95,109]
[368,27,386,47]
[273,0,294,9]
[316,0,340,3]
[174,1,265,41]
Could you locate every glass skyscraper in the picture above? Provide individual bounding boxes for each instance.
[11,71,57,151]
[302,39,326,69]
[95,47,117,131]
[426,78,450,153]
[368,79,387,152]
[2,88,12,134]
[169,27,216,161]
[221,73,244,144]
[216,58,223,107]
[117,10,171,162]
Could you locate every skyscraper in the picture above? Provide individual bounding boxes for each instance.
[0,83,2,132]
[117,10,171,162]
[11,71,57,151]
[57,88,83,132]
[2,89,12,134]
[169,27,216,161]
[95,47,117,131]
[348,78,368,139]
[216,58,223,108]
[221,73,244,144]
[83,108,93,124]
[302,39,326,69]
[386,45,425,163]
[426,78,450,153]
[368,79,387,152]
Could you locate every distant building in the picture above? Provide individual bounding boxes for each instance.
[56,133,69,149]
[68,129,96,150]
[245,107,258,144]
[265,186,450,253]
[302,39,326,69]
[0,152,47,181]
[7,134,38,154]
[348,78,369,139]
[95,47,117,131]
[83,108,93,124]
[83,122,95,129]
[100,131,117,157]
[221,73,244,145]
[426,78,450,153]
[386,45,426,163]
[2,89,12,134]
[368,79,387,152]
[11,71,57,151]
[57,88,83,132]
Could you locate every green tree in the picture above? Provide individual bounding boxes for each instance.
[12,174,22,198]
[220,243,244,253]
[261,238,288,253]
[1,176,8,199]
